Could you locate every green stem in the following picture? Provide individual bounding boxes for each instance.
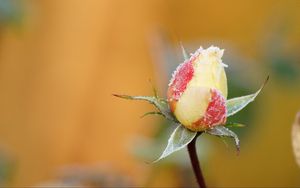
[187,132,206,188]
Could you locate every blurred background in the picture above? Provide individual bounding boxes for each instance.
[0,0,299,187]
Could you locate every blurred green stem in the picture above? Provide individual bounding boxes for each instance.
[187,132,206,188]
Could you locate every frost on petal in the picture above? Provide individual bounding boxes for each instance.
[185,46,228,98]
[167,61,194,101]
[192,89,227,131]
[202,46,224,59]
[189,46,203,61]
[167,46,228,130]
[191,46,228,67]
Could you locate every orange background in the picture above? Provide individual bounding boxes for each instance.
[0,0,299,186]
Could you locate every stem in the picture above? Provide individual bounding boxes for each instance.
[187,132,206,188]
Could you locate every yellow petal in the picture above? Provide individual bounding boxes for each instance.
[188,46,227,98]
[174,86,211,127]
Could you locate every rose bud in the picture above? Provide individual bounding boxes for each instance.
[167,46,228,131]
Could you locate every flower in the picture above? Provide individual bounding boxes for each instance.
[115,44,267,163]
[167,46,228,131]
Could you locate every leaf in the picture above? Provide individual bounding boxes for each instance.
[113,94,177,122]
[292,111,300,168]
[153,125,197,163]
[224,122,246,128]
[140,111,163,118]
[205,126,240,153]
[226,76,269,117]
[180,43,189,61]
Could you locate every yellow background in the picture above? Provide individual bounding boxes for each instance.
[0,0,299,186]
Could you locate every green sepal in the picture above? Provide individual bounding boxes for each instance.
[153,124,197,163]
[113,94,177,122]
[205,126,240,154]
[226,76,269,117]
